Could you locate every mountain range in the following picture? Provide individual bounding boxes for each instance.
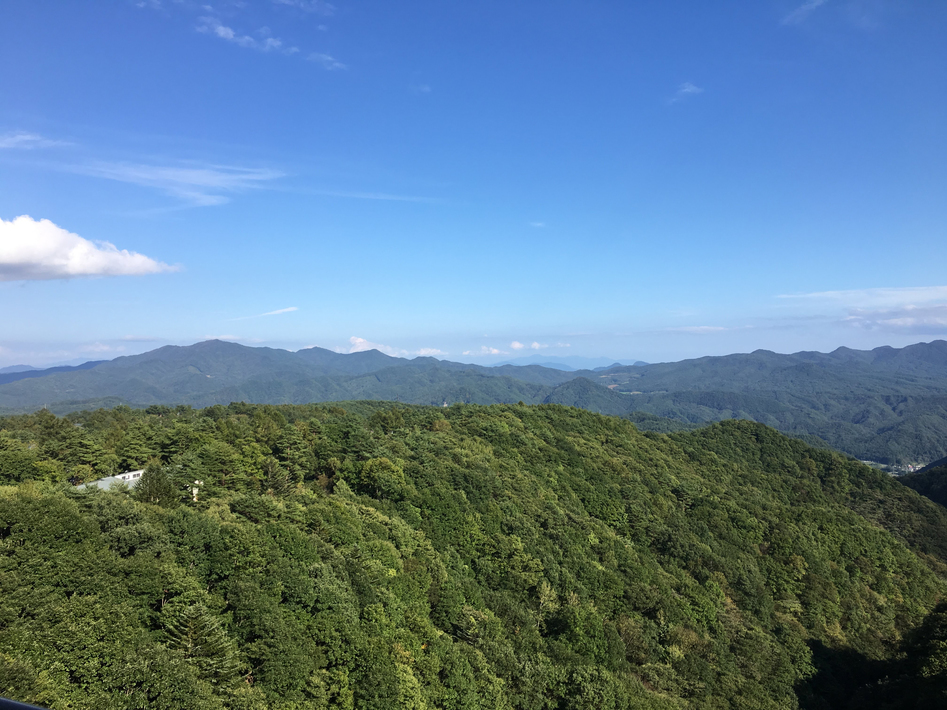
[2,339,946,465]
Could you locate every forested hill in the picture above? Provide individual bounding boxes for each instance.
[902,460,947,508]
[0,340,576,415]
[2,403,947,708]
[591,340,947,465]
[3,339,947,464]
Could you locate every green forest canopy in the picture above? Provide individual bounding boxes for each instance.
[1,402,947,709]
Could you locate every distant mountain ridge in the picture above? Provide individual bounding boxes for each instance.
[0,360,106,386]
[2,339,947,465]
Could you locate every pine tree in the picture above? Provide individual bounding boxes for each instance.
[164,604,242,684]
[133,459,179,507]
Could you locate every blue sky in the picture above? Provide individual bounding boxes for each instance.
[1,0,946,367]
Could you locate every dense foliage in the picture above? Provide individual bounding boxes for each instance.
[902,462,947,509]
[1,402,946,709]
[2,339,947,466]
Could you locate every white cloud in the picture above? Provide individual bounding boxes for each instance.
[308,52,347,70]
[529,222,545,228]
[779,285,947,309]
[511,340,548,350]
[347,336,396,355]
[671,82,703,103]
[333,337,445,358]
[273,0,335,14]
[196,17,300,55]
[462,346,508,356]
[0,132,67,150]
[260,306,298,316]
[0,215,177,281]
[230,306,299,321]
[71,161,284,206]
[843,305,947,334]
[782,0,828,25]
[410,84,432,94]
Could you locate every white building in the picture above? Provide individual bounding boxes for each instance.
[76,469,145,491]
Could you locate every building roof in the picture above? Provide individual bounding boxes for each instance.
[76,469,145,491]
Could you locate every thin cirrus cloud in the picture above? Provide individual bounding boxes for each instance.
[272,0,335,14]
[0,215,177,281]
[843,305,947,334]
[307,53,347,70]
[670,82,704,103]
[782,0,828,25]
[68,161,284,207]
[197,17,299,55]
[462,346,508,356]
[196,16,345,68]
[229,306,300,321]
[299,188,437,203]
[0,132,68,150]
[778,285,947,309]
[666,326,730,334]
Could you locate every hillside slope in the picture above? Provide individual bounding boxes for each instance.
[1,403,946,708]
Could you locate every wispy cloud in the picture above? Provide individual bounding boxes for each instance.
[260,306,299,317]
[307,52,346,70]
[340,336,442,358]
[229,306,299,321]
[300,188,437,203]
[462,346,508,356]
[0,132,68,150]
[778,285,947,309]
[671,82,703,103]
[511,341,548,350]
[666,326,730,334]
[273,0,335,14]
[782,0,828,25]
[529,222,545,228]
[68,161,284,206]
[843,305,947,334]
[197,17,300,55]
[139,0,341,66]
[410,84,432,94]
[0,215,177,281]
[80,342,125,354]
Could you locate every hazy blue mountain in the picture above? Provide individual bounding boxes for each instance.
[493,354,629,370]
[0,360,105,387]
[0,365,38,374]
